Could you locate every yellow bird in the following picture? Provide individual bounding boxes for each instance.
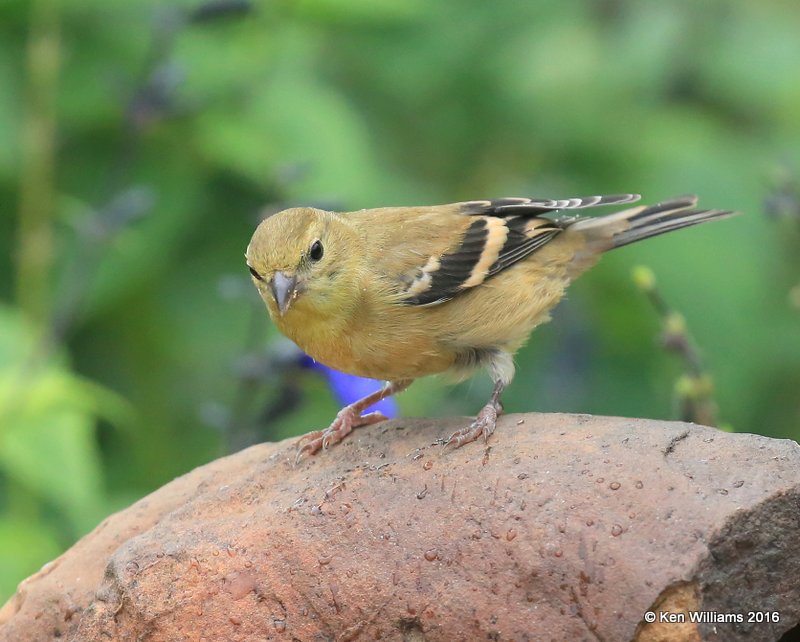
[245,194,734,460]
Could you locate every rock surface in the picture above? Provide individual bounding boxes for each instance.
[1,413,799,642]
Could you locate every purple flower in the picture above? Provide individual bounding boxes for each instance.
[299,355,398,417]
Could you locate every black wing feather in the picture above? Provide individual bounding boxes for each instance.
[402,216,563,305]
[401,193,639,305]
[487,216,561,275]
[460,193,640,216]
[404,219,489,305]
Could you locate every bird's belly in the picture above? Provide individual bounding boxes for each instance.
[431,264,574,358]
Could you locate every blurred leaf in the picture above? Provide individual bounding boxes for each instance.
[698,4,800,127]
[0,517,61,600]
[195,67,386,203]
[0,47,21,179]
[176,17,277,100]
[0,307,128,531]
[0,401,103,530]
[286,0,425,25]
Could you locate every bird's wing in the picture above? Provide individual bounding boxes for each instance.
[397,194,641,306]
[458,193,640,216]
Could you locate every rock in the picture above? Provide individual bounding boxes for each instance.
[1,413,798,642]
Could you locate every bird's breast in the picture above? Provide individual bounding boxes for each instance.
[272,302,455,381]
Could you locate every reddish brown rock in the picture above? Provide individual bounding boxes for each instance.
[1,413,799,641]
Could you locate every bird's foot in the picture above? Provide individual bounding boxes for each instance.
[295,406,388,464]
[443,399,502,451]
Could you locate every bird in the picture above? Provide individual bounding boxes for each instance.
[245,193,735,461]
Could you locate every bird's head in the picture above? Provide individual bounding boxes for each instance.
[245,207,358,322]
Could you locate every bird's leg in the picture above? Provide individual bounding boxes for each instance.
[295,379,412,463]
[444,379,505,450]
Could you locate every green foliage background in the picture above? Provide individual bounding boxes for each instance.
[1,0,799,601]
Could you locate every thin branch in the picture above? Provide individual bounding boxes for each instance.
[632,266,720,427]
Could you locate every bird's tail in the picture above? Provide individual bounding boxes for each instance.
[569,195,737,251]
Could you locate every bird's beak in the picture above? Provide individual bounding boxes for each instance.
[271,271,299,316]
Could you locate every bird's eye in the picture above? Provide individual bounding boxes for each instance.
[248,265,264,281]
[309,239,324,261]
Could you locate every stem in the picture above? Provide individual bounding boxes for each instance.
[633,266,719,427]
[16,0,61,330]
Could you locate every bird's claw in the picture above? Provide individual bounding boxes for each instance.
[294,407,389,464]
[442,402,500,452]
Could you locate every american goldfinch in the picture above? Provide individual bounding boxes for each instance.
[245,194,735,460]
